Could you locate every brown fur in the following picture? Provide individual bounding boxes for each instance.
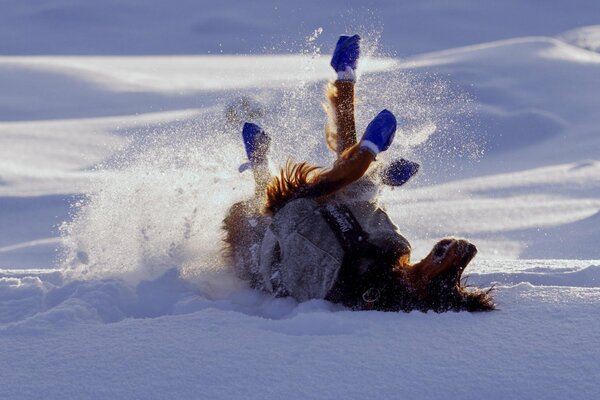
[323,82,340,153]
[396,238,495,312]
[264,144,375,217]
[264,161,322,215]
[222,200,268,285]
[222,200,251,264]
[323,81,357,155]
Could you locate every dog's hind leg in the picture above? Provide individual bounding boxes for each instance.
[324,80,357,156]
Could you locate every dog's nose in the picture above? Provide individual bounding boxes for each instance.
[467,242,477,256]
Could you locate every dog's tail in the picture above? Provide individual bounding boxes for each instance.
[264,161,322,214]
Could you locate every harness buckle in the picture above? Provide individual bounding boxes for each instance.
[362,287,381,304]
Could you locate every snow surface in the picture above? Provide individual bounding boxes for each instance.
[1,1,600,399]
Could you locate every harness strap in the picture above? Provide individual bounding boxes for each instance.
[318,203,375,256]
[319,203,391,309]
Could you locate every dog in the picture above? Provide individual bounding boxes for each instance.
[222,35,494,312]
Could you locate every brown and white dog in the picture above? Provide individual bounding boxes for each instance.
[223,80,494,312]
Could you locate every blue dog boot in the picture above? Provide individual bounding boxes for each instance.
[381,158,420,187]
[331,34,360,81]
[360,109,397,156]
[239,122,270,173]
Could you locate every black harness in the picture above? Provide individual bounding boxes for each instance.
[319,203,395,310]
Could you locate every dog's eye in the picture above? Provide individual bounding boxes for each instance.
[434,240,452,259]
[434,246,447,258]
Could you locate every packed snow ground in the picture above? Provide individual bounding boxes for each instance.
[1,1,600,399]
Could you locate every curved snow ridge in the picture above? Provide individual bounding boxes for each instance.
[402,35,600,69]
[466,161,600,196]
[0,238,63,271]
[558,25,600,53]
[0,54,398,122]
[401,160,600,205]
[0,55,398,94]
[0,237,60,254]
[394,34,600,166]
[0,108,209,196]
[468,264,600,288]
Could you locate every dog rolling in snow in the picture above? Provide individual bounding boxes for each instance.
[223,35,494,312]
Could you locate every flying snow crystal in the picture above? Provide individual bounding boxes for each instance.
[307,27,323,43]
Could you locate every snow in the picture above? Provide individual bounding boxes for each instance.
[2,266,600,399]
[1,0,600,398]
